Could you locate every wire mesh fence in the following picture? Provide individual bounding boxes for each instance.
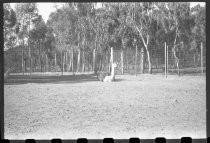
[4,42,206,77]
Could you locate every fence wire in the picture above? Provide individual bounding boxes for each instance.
[4,43,206,76]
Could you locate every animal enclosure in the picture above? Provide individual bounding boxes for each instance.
[4,42,206,77]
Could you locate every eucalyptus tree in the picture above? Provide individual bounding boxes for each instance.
[154,2,195,75]
[4,3,17,51]
[14,3,39,74]
[30,15,48,72]
[116,2,158,74]
[190,4,206,52]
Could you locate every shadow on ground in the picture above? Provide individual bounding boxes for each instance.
[4,74,100,85]
[4,74,127,85]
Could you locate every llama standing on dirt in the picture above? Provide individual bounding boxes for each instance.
[103,63,117,82]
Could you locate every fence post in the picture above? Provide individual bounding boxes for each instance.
[61,50,63,76]
[140,48,144,74]
[135,44,138,77]
[201,42,203,74]
[165,42,167,78]
[167,45,169,75]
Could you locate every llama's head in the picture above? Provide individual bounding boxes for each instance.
[112,63,117,68]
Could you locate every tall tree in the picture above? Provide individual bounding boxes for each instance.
[4,3,17,51]
[14,3,39,74]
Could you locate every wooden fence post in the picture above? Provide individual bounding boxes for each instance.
[135,44,138,76]
[61,51,63,76]
[140,48,144,74]
[167,45,169,75]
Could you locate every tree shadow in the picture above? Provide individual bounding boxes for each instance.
[4,74,99,85]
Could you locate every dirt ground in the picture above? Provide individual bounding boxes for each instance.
[4,73,206,139]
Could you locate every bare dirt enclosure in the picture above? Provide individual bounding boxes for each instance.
[4,73,206,139]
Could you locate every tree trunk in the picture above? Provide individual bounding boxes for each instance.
[68,50,71,72]
[29,40,31,75]
[46,54,48,72]
[107,51,110,71]
[82,49,85,72]
[39,41,41,72]
[40,41,43,73]
[144,45,152,74]
[121,49,124,74]
[72,50,74,75]
[77,49,81,72]
[22,49,24,75]
[110,47,113,73]
[66,51,68,72]
[194,53,196,67]
[61,51,63,76]
[135,45,138,76]
[55,52,57,71]
[63,52,65,73]
[93,48,96,74]
[140,48,144,74]
[201,42,204,74]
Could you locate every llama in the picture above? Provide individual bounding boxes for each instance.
[97,71,109,82]
[103,63,117,82]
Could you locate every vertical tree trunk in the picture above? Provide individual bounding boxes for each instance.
[126,49,128,71]
[140,48,144,74]
[194,53,196,67]
[29,41,31,75]
[68,50,71,72]
[93,48,96,74]
[201,42,203,74]
[24,60,26,73]
[63,52,65,73]
[40,41,43,73]
[46,54,48,72]
[72,49,74,75]
[165,42,167,78]
[22,49,24,75]
[63,52,65,72]
[121,49,124,74]
[61,51,63,76]
[77,49,81,72]
[107,51,109,71]
[145,46,152,74]
[110,47,113,73]
[55,52,57,72]
[66,51,68,72]
[135,45,138,76]
[39,41,41,72]
[82,49,85,72]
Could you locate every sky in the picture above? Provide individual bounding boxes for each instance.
[10,2,205,23]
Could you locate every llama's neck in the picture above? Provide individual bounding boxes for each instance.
[111,66,115,77]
